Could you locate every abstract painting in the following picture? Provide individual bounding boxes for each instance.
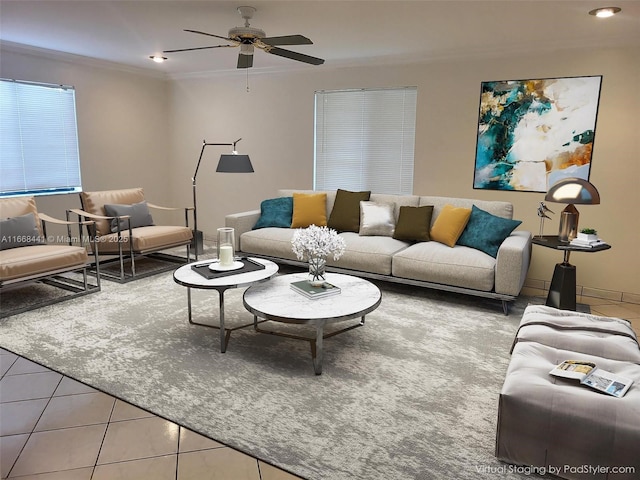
[473,76,602,192]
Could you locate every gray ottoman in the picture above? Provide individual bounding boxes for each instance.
[496,306,640,479]
[512,305,640,362]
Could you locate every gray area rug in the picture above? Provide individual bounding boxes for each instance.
[1,266,553,479]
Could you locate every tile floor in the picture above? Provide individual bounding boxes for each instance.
[0,350,303,480]
[1,296,638,480]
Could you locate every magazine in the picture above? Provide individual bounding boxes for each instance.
[290,280,341,299]
[549,360,633,398]
[569,238,608,248]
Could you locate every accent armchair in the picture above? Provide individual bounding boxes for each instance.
[69,188,193,281]
[0,196,100,318]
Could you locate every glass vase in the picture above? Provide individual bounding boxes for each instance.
[308,256,326,286]
[217,227,235,267]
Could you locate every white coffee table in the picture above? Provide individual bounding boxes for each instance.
[243,272,382,374]
[173,257,278,352]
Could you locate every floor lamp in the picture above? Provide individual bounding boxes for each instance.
[192,138,253,259]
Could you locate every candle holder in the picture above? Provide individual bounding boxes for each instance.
[217,227,235,267]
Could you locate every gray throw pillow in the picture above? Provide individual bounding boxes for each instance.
[104,201,155,233]
[0,212,43,250]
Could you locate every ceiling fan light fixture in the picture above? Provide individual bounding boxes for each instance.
[149,55,167,63]
[588,6,621,17]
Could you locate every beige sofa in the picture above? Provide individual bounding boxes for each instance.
[226,189,532,313]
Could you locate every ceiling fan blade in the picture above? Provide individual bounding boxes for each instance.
[261,35,313,46]
[163,45,234,54]
[237,53,253,69]
[266,47,324,65]
[184,29,235,42]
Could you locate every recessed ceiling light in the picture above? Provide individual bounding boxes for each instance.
[588,6,621,18]
[149,55,167,63]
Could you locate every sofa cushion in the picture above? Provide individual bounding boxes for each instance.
[253,197,293,229]
[359,201,395,237]
[392,241,495,291]
[457,205,522,257]
[328,189,371,232]
[104,201,155,233]
[0,213,43,250]
[328,232,410,275]
[240,228,299,261]
[393,205,433,242]
[430,204,471,247]
[291,192,327,228]
[419,196,513,224]
[369,193,421,221]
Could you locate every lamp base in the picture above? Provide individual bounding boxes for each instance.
[558,204,579,242]
[191,230,204,255]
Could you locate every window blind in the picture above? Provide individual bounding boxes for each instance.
[0,78,82,198]
[314,87,417,195]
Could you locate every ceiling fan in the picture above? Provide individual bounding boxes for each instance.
[163,5,324,69]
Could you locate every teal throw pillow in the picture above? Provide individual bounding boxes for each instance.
[253,197,293,229]
[457,205,522,257]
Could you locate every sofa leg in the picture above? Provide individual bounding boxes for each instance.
[502,300,509,316]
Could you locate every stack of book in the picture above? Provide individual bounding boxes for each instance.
[290,280,341,299]
[569,237,608,248]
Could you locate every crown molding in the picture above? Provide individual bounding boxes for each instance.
[0,41,168,80]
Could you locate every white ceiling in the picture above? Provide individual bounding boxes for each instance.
[1,0,639,78]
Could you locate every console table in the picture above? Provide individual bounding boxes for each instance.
[532,235,611,311]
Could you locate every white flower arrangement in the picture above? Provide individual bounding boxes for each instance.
[291,224,346,261]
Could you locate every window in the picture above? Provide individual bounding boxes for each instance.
[314,87,417,195]
[0,78,82,198]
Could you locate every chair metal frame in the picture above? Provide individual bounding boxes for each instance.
[69,194,193,283]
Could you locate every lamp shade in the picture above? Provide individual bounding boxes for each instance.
[544,178,600,205]
[216,154,254,173]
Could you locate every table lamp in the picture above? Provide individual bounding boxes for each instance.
[192,138,253,258]
[544,177,600,242]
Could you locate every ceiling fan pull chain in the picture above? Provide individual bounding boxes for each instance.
[246,68,250,93]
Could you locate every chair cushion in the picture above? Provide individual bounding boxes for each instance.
[291,192,328,228]
[80,188,146,236]
[104,201,155,232]
[0,244,88,281]
[327,189,371,232]
[457,205,522,257]
[253,197,293,229]
[0,196,42,235]
[0,213,43,250]
[359,202,395,237]
[95,225,192,254]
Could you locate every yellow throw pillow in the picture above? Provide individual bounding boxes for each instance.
[430,204,472,247]
[291,193,328,228]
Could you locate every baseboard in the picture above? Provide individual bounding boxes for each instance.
[524,278,640,305]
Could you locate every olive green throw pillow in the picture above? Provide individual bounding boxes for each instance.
[327,189,371,232]
[392,205,433,242]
